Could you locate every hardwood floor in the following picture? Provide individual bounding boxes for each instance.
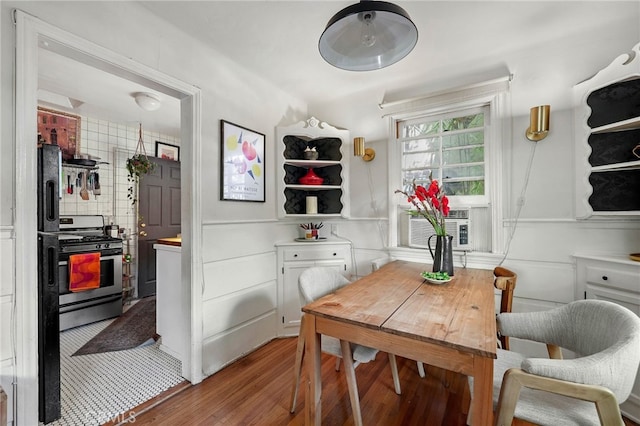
[130,337,639,426]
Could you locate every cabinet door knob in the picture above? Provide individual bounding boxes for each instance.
[333,253,337,256]
[602,275,608,281]
[294,254,298,257]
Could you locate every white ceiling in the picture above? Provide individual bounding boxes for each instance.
[37,1,638,137]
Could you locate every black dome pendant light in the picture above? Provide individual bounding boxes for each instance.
[319,0,418,71]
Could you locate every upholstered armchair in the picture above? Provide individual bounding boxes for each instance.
[471,299,640,426]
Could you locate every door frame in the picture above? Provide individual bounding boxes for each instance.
[14,10,203,424]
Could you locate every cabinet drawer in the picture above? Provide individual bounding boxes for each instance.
[283,247,347,261]
[585,266,640,293]
[586,284,640,316]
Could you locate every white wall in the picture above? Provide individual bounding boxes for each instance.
[1,2,306,424]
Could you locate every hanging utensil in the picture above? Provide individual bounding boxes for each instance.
[80,172,90,200]
[93,172,101,196]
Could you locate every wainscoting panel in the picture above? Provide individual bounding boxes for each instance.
[200,222,283,377]
[499,259,576,304]
[0,230,14,425]
[201,221,295,263]
[0,296,11,363]
[201,311,276,376]
[0,230,13,297]
[202,280,277,338]
[202,252,276,301]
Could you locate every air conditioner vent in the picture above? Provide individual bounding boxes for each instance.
[408,208,472,251]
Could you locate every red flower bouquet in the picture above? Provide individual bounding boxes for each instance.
[395,174,450,236]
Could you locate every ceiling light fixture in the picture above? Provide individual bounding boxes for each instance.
[319,0,418,71]
[133,92,162,111]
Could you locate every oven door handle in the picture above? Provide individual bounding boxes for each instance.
[58,254,121,265]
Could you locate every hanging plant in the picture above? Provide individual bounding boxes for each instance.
[127,154,155,178]
[127,123,155,205]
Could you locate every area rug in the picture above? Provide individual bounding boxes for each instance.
[73,296,157,356]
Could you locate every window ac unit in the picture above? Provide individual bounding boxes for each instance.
[408,208,472,251]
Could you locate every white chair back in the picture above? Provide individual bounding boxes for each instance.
[298,267,350,305]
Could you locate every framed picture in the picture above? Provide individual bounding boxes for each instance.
[155,141,180,161]
[37,107,81,161]
[220,120,265,202]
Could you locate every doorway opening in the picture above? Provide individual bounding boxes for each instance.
[14,10,203,425]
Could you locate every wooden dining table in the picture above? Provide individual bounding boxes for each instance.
[302,260,497,425]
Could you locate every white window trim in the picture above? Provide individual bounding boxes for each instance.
[386,83,511,255]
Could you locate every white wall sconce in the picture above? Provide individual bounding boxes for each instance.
[133,92,162,111]
[354,137,376,161]
[526,105,550,141]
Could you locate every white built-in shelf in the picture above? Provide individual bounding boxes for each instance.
[592,160,640,172]
[286,213,342,218]
[277,117,350,218]
[591,116,640,134]
[285,184,341,191]
[284,159,340,168]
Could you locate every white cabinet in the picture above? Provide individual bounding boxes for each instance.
[276,240,352,336]
[574,42,640,218]
[276,117,350,218]
[154,243,186,364]
[575,254,640,422]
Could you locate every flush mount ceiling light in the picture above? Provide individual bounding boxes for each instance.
[133,92,162,111]
[319,0,418,71]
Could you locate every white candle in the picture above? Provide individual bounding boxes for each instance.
[306,196,318,214]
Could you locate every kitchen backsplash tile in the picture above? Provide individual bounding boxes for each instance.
[60,115,180,279]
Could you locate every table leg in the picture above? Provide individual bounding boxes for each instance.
[472,356,494,426]
[305,314,321,426]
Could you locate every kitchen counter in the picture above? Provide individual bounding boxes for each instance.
[156,236,181,247]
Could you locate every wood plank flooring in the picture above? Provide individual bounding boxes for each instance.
[129,337,639,426]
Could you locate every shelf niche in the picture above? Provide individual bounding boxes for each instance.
[276,117,350,218]
[574,42,640,217]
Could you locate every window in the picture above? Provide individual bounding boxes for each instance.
[398,105,489,204]
[386,79,510,253]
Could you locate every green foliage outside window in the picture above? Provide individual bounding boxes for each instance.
[400,110,486,197]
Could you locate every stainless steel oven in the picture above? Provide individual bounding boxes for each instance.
[58,216,124,331]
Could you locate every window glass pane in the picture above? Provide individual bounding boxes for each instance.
[443,179,485,196]
[403,137,439,153]
[403,151,440,169]
[442,164,485,179]
[399,107,487,200]
[443,146,484,165]
[442,131,484,148]
[442,113,484,132]
[402,121,439,138]
[402,169,438,190]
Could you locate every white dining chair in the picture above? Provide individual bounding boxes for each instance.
[289,267,401,426]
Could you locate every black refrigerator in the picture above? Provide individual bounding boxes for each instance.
[37,143,61,423]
